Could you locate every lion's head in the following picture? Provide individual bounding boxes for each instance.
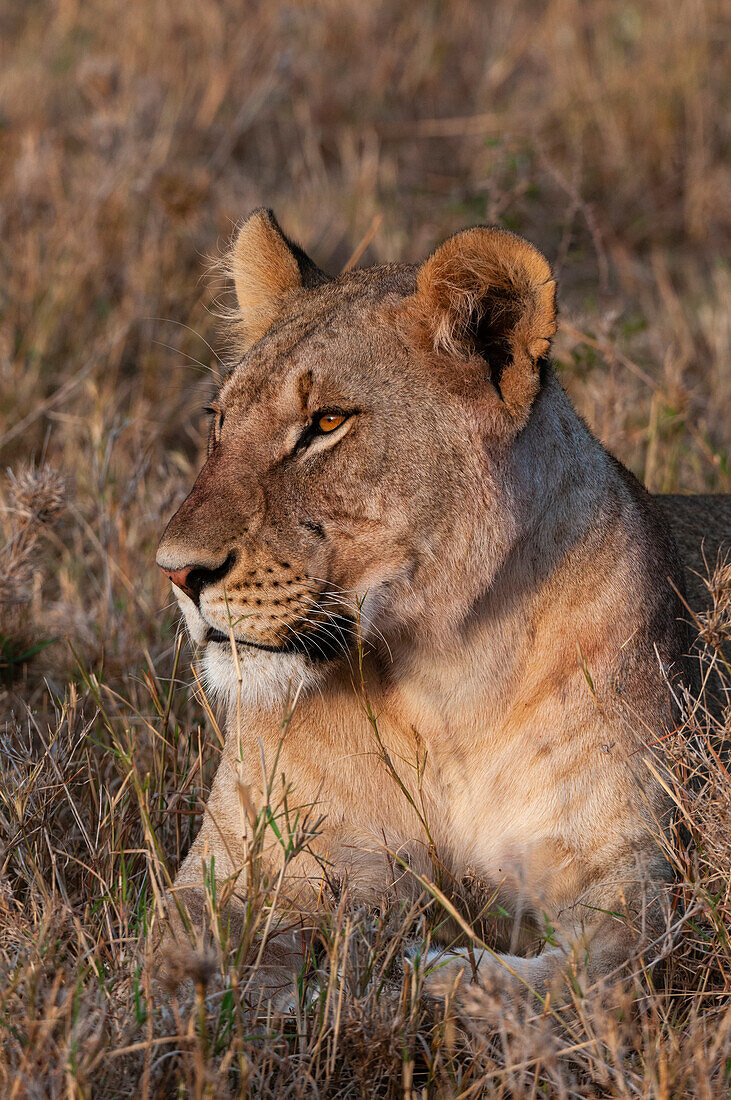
[156,210,556,707]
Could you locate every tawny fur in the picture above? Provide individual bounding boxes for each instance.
[156,212,729,1006]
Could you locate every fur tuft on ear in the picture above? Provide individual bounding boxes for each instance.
[228,209,328,348]
[414,226,556,417]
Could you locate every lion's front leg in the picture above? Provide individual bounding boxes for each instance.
[155,751,322,1006]
[419,858,670,1018]
[159,883,314,1009]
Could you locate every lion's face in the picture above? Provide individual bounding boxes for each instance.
[157,211,556,707]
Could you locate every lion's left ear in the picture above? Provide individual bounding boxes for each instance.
[229,208,329,348]
[411,226,556,419]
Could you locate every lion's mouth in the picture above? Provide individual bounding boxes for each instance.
[204,611,355,662]
[205,628,290,654]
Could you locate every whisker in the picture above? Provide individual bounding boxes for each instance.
[299,587,393,660]
[299,586,360,619]
[147,316,226,367]
[306,576,361,598]
[266,607,337,666]
[152,340,217,377]
[294,610,358,669]
[157,603,180,614]
[297,599,364,644]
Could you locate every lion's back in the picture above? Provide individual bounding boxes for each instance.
[656,494,731,613]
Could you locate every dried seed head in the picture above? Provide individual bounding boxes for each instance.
[159,939,218,992]
[6,464,66,527]
[697,557,731,650]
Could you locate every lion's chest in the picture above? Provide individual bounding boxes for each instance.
[277,687,604,912]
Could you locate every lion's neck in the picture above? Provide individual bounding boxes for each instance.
[377,373,618,724]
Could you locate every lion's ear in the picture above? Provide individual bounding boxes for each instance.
[413,227,556,417]
[229,209,328,348]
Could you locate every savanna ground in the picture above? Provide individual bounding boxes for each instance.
[1,1,730,1096]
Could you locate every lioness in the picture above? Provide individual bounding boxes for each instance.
[156,210,730,1002]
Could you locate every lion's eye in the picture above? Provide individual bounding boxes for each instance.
[295,409,355,454]
[316,413,347,433]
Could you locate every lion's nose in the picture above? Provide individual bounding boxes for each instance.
[159,565,198,600]
[158,552,236,605]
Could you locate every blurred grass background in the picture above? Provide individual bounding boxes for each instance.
[2,0,729,681]
[0,1,729,1095]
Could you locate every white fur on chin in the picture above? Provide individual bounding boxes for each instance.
[173,584,317,711]
[201,642,318,712]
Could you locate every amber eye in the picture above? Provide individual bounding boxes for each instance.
[317,412,347,433]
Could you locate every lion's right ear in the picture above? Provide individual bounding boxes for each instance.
[228,209,328,348]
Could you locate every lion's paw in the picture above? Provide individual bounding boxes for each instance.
[406,945,476,998]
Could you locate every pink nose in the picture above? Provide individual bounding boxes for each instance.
[159,565,197,600]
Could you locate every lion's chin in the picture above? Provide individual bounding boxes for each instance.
[173,590,319,712]
[200,642,318,713]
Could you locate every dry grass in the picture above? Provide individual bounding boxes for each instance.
[0,0,729,1095]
